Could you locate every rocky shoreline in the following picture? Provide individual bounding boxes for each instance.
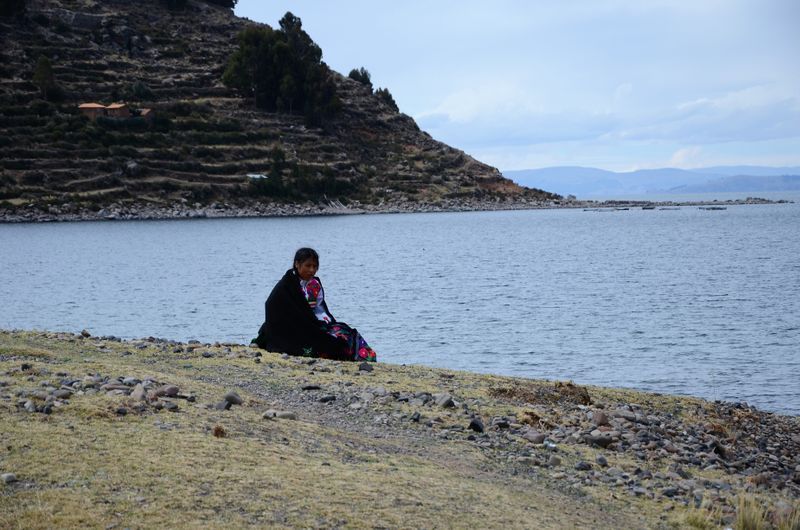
[1,329,798,528]
[0,196,790,223]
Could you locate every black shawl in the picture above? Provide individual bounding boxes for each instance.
[254,269,344,356]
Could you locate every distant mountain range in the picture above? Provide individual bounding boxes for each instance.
[503,166,800,197]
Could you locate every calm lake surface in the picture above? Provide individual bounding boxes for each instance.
[2,201,799,414]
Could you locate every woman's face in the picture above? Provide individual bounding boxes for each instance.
[295,259,319,281]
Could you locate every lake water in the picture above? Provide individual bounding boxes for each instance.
[1,201,799,415]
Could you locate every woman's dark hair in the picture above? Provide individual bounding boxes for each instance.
[293,247,319,268]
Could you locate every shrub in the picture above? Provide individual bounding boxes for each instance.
[164,101,212,117]
[375,87,399,112]
[192,146,223,159]
[20,171,47,185]
[348,67,372,91]
[735,495,768,529]
[109,145,138,157]
[190,184,214,202]
[0,0,26,17]
[96,116,150,131]
[206,0,237,9]
[30,99,55,116]
[32,55,64,102]
[162,0,188,10]
[150,114,172,132]
[126,81,154,101]
[223,13,339,126]
[32,13,49,26]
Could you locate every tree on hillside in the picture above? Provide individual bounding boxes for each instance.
[375,87,398,112]
[206,0,237,8]
[32,55,62,101]
[222,12,340,126]
[0,0,26,17]
[161,0,188,10]
[348,67,372,91]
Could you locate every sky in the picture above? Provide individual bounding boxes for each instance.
[234,1,800,172]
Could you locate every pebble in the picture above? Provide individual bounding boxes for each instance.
[587,434,613,448]
[491,417,510,429]
[575,461,592,471]
[130,384,146,401]
[223,391,243,406]
[101,383,129,392]
[263,409,296,420]
[592,410,609,426]
[662,487,679,497]
[433,393,455,408]
[155,385,179,398]
[468,417,485,433]
[358,362,374,372]
[214,401,232,411]
[116,407,128,416]
[1,473,17,484]
[23,400,36,413]
[52,389,73,400]
[523,431,546,444]
[162,401,179,412]
[548,455,562,467]
[301,385,321,391]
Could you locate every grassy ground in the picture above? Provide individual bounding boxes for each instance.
[0,330,796,529]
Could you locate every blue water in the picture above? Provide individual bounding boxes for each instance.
[1,202,799,414]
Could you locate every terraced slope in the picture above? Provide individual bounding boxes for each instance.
[0,0,559,215]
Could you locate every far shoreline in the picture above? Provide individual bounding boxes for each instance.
[0,195,792,224]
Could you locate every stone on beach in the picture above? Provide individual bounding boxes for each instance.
[433,393,455,408]
[154,385,179,398]
[523,431,546,444]
[223,391,243,406]
[130,383,147,401]
[468,417,485,433]
[591,410,609,426]
[358,362,374,372]
[263,409,297,420]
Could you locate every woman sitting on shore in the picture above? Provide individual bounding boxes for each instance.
[253,248,377,362]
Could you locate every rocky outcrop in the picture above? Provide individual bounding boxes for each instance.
[0,0,559,218]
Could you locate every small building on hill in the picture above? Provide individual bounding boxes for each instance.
[78,102,106,121]
[106,103,131,118]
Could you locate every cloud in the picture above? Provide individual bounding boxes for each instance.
[237,1,800,170]
[669,147,703,168]
[415,81,621,147]
[620,85,800,143]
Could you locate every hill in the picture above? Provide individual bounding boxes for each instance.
[668,174,800,194]
[0,0,558,220]
[504,166,800,198]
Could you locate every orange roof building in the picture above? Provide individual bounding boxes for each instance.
[78,102,106,120]
[105,102,131,118]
